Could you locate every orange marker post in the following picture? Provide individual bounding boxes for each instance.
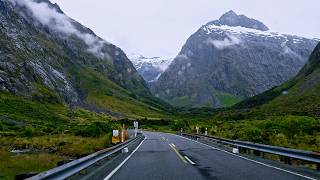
[121,124,126,143]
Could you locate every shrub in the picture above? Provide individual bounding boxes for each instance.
[171,119,187,131]
[23,127,37,137]
[243,126,263,143]
[74,122,111,137]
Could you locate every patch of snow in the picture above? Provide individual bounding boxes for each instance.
[202,24,298,41]
[129,55,174,72]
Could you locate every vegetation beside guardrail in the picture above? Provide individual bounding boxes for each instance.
[26,134,144,180]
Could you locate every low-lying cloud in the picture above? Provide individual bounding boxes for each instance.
[10,0,106,57]
[207,34,241,50]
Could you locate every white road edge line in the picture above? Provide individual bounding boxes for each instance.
[172,134,317,180]
[104,137,146,180]
[184,156,196,165]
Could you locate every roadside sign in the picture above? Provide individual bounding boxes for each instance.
[113,130,119,137]
[112,130,120,144]
[134,121,138,128]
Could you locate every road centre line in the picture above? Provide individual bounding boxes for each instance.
[169,143,188,164]
[184,156,196,165]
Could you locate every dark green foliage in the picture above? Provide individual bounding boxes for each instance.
[73,122,112,137]
[234,86,283,108]
[23,127,41,137]
[299,43,320,76]
[172,119,188,131]
[0,92,117,139]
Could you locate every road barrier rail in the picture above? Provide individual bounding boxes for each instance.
[26,134,144,180]
[181,133,320,170]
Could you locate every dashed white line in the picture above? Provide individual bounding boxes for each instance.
[184,156,196,165]
[104,137,146,180]
[173,134,317,180]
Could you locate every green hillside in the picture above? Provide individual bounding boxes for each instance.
[176,43,320,152]
[236,42,320,116]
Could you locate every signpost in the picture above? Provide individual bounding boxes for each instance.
[134,121,138,137]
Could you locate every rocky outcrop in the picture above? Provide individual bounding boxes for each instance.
[0,0,150,106]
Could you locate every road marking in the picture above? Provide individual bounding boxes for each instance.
[184,156,196,165]
[169,143,188,164]
[174,134,317,180]
[104,137,146,180]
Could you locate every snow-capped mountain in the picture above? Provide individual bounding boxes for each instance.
[129,55,173,83]
[153,10,319,108]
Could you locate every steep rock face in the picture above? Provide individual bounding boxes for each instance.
[153,11,318,108]
[0,0,150,106]
[237,42,320,116]
[129,55,173,84]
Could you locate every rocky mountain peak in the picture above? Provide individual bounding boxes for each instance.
[210,10,269,31]
[220,10,238,19]
[152,11,318,108]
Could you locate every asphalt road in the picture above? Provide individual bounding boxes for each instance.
[108,132,316,180]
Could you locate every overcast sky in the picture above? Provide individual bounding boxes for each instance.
[50,0,320,57]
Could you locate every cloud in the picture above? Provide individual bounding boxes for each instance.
[207,34,241,50]
[11,0,106,57]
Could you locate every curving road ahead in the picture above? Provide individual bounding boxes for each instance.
[106,132,317,180]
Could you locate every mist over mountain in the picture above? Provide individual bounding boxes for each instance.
[0,0,169,116]
[152,11,318,108]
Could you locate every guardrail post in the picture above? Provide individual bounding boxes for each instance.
[291,159,300,167]
[253,150,261,157]
[282,156,292,165]
[240,147,247,154]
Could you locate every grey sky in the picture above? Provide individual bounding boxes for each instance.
[50,0,320,57]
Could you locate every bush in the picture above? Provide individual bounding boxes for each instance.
[171,120,187,131]
[74,122,111,137]
[243,126,263,143]
[0,121,4,131]
[23,127,39,137]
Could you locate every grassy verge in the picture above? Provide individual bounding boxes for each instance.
[0,92,122,179]
[0,149,63,180]
[170,115,320,152]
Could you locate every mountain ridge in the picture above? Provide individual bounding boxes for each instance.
[152,10,318,108]
[0,0,172,117]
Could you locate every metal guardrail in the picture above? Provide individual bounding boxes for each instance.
[181,133,320,167]
[26,134,144,180]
